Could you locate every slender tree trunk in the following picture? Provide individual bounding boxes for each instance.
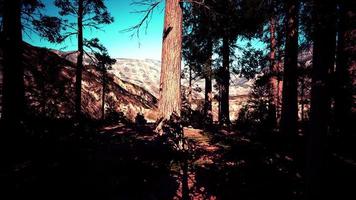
[280,0,299,136]
[75,0,84,120]
[335,0,356,135]
[218,80,220,121]
[276,30,284,122]
[220,35,230,125]
[157,0,183,120]
[188,66,192,105]
[269,16,278,124]
[204,38,213,124]
[301,80,305,122]
[102,70,106,120]
[306,0,337,199]
[2,0,24,124]
[276,77,282,121]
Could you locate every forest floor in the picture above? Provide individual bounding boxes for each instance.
[1,120,355,200]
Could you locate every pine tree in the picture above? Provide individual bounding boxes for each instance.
[54,0,113,120]
[182,2,214,125]
[88,40,116,120]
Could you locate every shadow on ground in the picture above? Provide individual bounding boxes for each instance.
[1,118,355,200]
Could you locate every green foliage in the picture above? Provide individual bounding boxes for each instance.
[32,16,62,43]
[181,100,205,129]
[54,0,114,42]
[53,0,115,68]
[83,38,116,71]
[54,0,113,25]
[182,3,213,79]
[234,42,267,79]
[22,0,45,14]
[236,74,276,137]
[182,0,271,83]
[0,0,62,43]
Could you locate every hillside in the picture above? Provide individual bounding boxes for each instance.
[0,43,256,122]
[111,58,253,121]
[53,49,254,121]
[0,43,158,121]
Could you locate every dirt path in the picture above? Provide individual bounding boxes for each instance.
[172,128,242,200]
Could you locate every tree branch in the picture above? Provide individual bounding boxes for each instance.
[121,0,162,39]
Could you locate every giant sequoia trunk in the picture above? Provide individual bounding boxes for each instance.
[335,0,356,135]
[219,35,230,125]
[306,0,337,199]
[158,0,183,120]
[75,0,84,120]
[204,38,213,124]
[280,0,299,136]
[2,0,24,123]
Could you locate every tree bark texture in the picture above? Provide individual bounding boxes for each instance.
[158,0,183,120]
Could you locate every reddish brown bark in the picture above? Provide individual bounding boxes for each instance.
[269,16,280,121]
[158,0,183,120]
[102,71,106,120]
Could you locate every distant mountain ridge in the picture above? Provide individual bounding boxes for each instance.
[52,49,255,121]
[0,44,256,122]
[52,49,254,98]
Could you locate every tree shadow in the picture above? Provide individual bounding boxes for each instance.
[179,127,304,200]
[0,117,182,200]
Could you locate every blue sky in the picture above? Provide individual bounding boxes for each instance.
[24,0,266,61]
[24,0,165,60]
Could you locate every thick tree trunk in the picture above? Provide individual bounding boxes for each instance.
[219,35,230,125]
[335,0,356,135]
[280,0,299,136]
[157,0,183,120]
[306,0,337,199]
[2,0,24,123]
[75,0,84,120]
[204,38,213,124]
